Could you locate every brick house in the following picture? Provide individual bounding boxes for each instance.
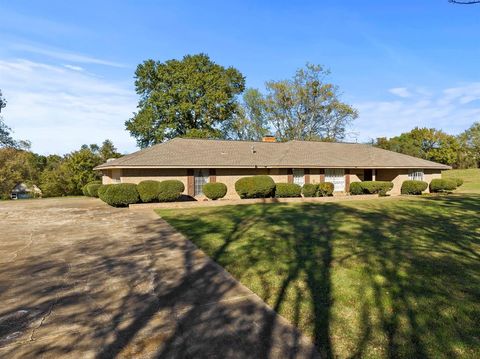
[94,137,451,198]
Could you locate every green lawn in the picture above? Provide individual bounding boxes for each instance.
[157,174,480,358]
[443,168,480,193]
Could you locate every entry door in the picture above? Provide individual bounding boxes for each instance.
[194,169,209,196]
[325,169,345,192]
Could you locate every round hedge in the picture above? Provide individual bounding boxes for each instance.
[158,180,184,202]
[82,180,101,196]
[100,183,139,207]
[203,182,227,200]
[401,180,428,195]
[430,178,457,193]
[453,178,464,187]
[235,175,275,199]
[318,182,334,197]
[302,183,318,197]
[137,180,162,203]
[275,183,302,198]
[349,182,363,195]
[86,183,102,197]
[97,184,112,201]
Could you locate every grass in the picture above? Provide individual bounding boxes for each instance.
[443,168,480,193]
[157,173,480,358]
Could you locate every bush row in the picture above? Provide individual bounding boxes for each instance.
[97,179,185,207]
[350,181,393,196]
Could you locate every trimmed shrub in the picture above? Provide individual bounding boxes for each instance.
[275,183,302,198]
[97,184,112,201]
[137,180,162,203]
[430,178,457,193]
[349,182,363,195]
[86,183,102,197]
[82,180,101,196]
[162,179,185,194]
[349,181,393,195]
[100,183,139,207]
[203,182,227,200]
[302,183,319,197]
[453,178,464,187]
[318,182,334,197]
[360,181,393,194]
[401,180,428,195]
[158,180,184,202]
[235,175,275,199]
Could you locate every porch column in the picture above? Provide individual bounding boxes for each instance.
[345,169,351,192]
[209,169,216,183]
[319,168,325,183]
[187,169,194,196]
[287,168,293,184]
[304,169,310,184]
[372,169,376,181]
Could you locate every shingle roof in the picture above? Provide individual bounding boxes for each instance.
[94,138,451,170]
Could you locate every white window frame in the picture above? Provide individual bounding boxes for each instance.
[194,169,209,196]
[325,168,345,192]
[408,169,424,181]
[292,169,305,186]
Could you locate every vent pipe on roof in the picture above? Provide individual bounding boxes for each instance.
[251,145,256,154]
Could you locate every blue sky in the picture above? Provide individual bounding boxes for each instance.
[1,0,479,154]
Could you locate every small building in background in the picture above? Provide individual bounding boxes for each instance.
[11,183,42,200]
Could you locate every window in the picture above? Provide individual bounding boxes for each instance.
[293,169,305,186]
[194,169,209,196]
[408,169,424,181]
[325,168,345,192]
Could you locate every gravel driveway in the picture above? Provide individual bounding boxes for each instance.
[0,197,318,358]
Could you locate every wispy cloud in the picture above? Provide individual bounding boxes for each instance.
[0,59,137,154]
[389,87,412,98]
[63,64,84,71]
[351,84,480,142]
[12,43,126,68]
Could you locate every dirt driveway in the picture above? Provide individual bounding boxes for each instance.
[0,197,318,358]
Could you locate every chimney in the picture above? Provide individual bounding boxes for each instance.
[262,135,276,143]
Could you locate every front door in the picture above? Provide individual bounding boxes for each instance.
[325,168,345,192]
[364,169,373,181]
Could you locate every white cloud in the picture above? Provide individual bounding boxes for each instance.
[63,64,84,71]
[388,87,412,98]
[0,59,138,155]
[12,43,126,68]
[351,84,480,142]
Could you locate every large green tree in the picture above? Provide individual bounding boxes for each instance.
[0,148,41,199]
[458,122,480,168]
[263,64,358,141]
[375,127,460,166]
[0,89,16,148]
[126,54,245,147]
[222,88,269,141]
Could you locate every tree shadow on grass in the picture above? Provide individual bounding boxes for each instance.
[161,195,480,358]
